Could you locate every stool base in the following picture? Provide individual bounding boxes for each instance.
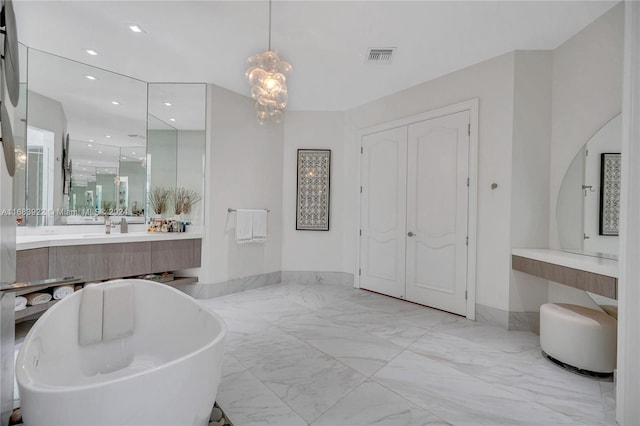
[542,351,613,381]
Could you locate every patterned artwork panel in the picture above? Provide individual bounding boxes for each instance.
[600,153,621,236]
[296,149,331,231]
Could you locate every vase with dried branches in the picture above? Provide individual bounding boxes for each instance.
[174,187,202,221]
[149,186,172,217]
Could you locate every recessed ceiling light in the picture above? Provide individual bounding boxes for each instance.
[122,156,126,159]
[88,161,92,164]
[128,24,145,33]
[139,157,144,160]
[111,101,119,105]
[98,151,102,154]
[131,151,136,155]
[105,135,111,138]
[89,139,94,142]
[169,118,176,122]
[85,75,97,80]
[163,102,172,106]
[85,49,99,56]
[87,144,93,147]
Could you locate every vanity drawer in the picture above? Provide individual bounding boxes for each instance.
[49,243,152,282]
[150,239,201,273]
[16,248,49,283]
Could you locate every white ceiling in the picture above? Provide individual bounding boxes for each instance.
[15,0,617,112]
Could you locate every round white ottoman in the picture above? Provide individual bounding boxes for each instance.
[540,303,617,374]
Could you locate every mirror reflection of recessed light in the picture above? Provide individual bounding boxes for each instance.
[163,102,172,107]
[83,168,87,171]
[105,135,111,138]
[111,101,119,105]
[98,151,103,154]
[122,156,126,159]
[85,75,97,80]
[169,118,176,122]
[87,144,93,147]
[88,161,92,164]
[85,49,99,56]
[128,24,145,33]
[139,157,144,160]
[89,139,94,142]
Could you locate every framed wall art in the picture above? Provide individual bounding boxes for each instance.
[296,149,331,231]
[599,152,621,236]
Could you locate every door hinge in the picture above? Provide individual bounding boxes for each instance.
[360,186,363,193]
[465,290,468,300]
[359,229,362,236]
[361,146,363,154]
[466,236,469,246]
[467,177,470,187]
[468,123,470,136]
[359,268,362,276]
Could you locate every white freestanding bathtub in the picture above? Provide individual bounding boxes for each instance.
[16,279,226,426]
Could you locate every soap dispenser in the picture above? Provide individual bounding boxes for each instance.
[105,216,111,234]
[120,217,128,233]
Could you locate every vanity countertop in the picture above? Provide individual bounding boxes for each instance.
[17,231,203,251]
[512,248,618,278]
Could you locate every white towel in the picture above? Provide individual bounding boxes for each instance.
[53,285,74,300]
[252,209,268,243]
[14,296,27,311]
[79,285,103,346]
[235,209,253,244]
[102,282,134,341]
[25,292,52,306]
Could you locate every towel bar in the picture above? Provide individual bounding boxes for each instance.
[228,208,270,213]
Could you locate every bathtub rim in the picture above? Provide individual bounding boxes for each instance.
[16,279,227,393]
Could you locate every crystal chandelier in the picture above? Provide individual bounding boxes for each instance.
[246,0,292,125]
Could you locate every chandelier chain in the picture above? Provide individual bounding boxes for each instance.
[268,0,272,51]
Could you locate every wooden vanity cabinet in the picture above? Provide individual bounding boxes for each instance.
[17,239,202,284]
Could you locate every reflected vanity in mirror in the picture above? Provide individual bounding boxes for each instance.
[556,114,621,260]
[13,46,207,227]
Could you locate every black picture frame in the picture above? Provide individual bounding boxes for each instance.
[295,149,331,231]
[599,152,621,236]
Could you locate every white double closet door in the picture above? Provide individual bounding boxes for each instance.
[360,110,470,316]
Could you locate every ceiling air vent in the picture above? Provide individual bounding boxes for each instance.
[366,48,396,64]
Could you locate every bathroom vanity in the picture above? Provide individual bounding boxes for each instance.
[14,232,202,320]
[511,248,618,299]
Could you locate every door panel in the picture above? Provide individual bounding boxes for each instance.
[405,111,469,315]
[360,127,407,298]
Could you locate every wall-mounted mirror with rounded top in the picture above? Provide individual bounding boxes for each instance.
[0,103,15,176]
[556,114,621,259]
[2,0,20,107]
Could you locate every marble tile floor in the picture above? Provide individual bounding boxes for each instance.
[202,281,617,426]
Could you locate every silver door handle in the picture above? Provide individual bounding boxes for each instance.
[407,232,415,237]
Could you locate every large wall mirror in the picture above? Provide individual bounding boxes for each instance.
[13,46,206,227]
[557,114,621,259]
[147,83,206,225]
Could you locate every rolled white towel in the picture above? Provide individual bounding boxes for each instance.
[25,292,52,306]
[53,285,74,300]
[14,296,27,311]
